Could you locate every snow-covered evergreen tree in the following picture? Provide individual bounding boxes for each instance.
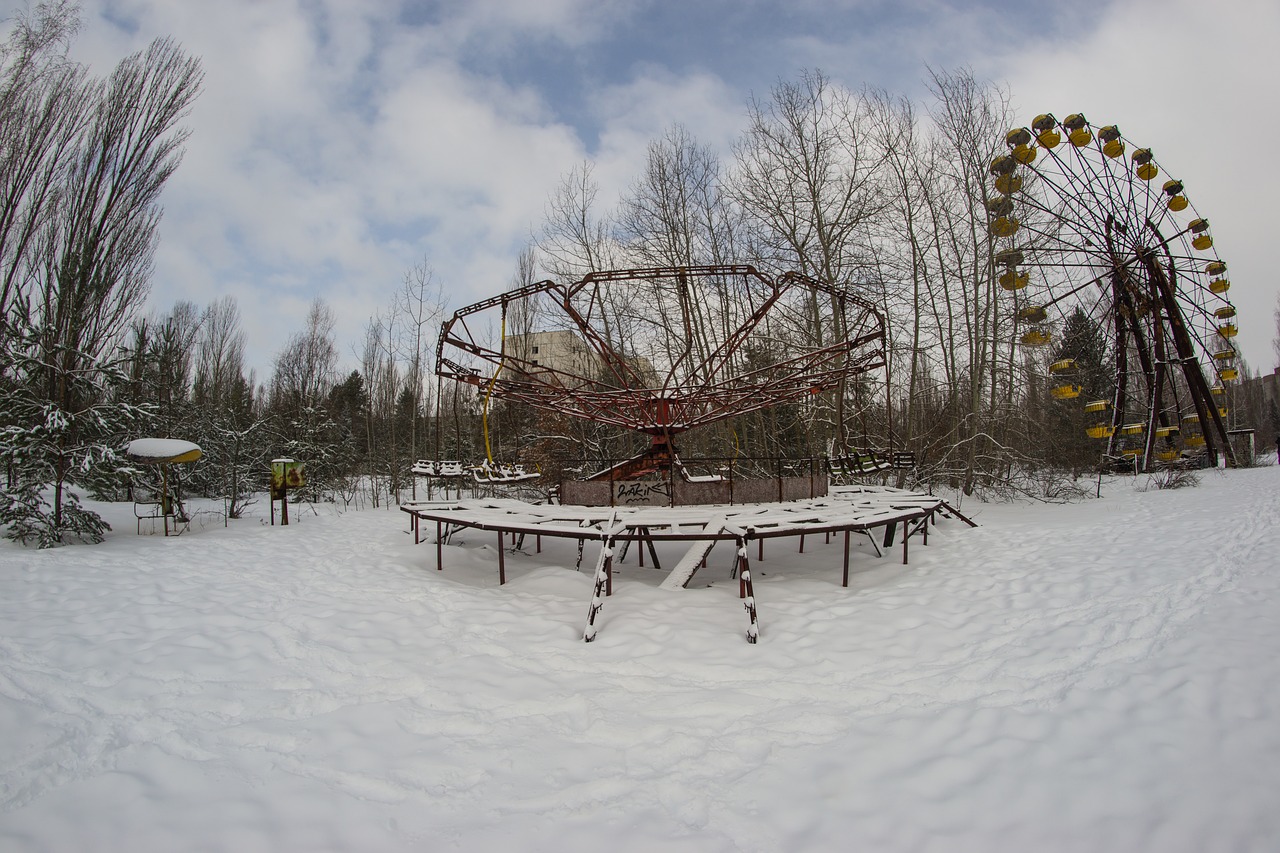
[0,332,148,546]
[1044,306,1112,474]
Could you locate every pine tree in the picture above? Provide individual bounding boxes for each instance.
[0,331,148,546]
[192,372,265,519]
[1045,306,1111,473]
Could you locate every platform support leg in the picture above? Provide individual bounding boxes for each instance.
[583,535,616,642]
[645,533,661,570]
[435,522,443,571]
[736,537,759,644]
[843,529,851,587]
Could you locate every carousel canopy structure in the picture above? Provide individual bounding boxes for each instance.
[436,265,887,478]
[125,438,203,536]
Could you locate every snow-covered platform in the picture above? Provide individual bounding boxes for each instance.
[401,486,976,642]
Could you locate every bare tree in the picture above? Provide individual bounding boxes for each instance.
[357,313,404,506]
[189,294,261,518]
[538,160,619,281]
[731,70,888,451]
[920,67,1019,493]
[268,297,342,502]
[193,295,247,406]
[271,297,338,416]
[616,123,740,268]
[731,70,885,283]
[359,317,386,505]
[0,22,203,541]
[0,0,87,335]
[1273,291,1280,371]
[33,37,202,368]
[395,257,444,497]
[866,89,935,457]
[135,299,200,431]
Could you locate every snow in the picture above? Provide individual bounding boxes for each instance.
[402,487,951,545]
[661,517,726,591]
[2,467,1280,851]
[125,438,203,464]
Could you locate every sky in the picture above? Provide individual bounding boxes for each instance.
[3,0,1277,376]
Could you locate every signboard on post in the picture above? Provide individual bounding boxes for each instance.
[270,458,305,525]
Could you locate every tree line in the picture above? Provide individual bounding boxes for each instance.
[3,5,1276,547]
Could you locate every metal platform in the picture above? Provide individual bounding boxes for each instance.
[400,486,976,643]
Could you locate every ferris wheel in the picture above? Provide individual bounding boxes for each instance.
[988,112,1240,470]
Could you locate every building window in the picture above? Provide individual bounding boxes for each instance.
[532,346,539,354]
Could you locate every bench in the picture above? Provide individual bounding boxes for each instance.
[828,449,917,480]
[133,491,188,536]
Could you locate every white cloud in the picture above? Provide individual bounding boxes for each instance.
[4,0,1276,376]
[988,0,1280,370]
[588,67,747,201]
[436,0,632,46]
[48,0,593,369]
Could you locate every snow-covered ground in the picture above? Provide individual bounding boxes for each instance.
[2,466,1279,852]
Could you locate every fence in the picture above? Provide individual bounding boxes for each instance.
[558,456,829,507]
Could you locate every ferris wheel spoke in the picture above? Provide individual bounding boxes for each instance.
[1034,135,1117,219]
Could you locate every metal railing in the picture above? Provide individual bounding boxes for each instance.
[559,455,829,507]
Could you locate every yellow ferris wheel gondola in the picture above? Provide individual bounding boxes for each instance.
[1163,179,1189,211]
[1063,113,1091,147]
[1099,125,1124,159]
[1000,269,1029,290]
[1032,114,1061,148]
[1020,328,1051,347]
[1132,148,1159,181]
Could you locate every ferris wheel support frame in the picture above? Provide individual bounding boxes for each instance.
[1142,245,1236,468]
